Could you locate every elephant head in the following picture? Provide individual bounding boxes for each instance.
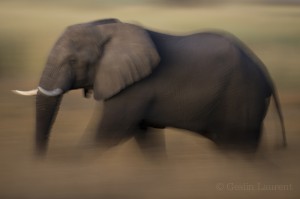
[14,19,160,155]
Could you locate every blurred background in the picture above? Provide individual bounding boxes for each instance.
[0,0,299,198]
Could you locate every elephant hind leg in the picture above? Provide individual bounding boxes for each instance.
[206,123,263,152]
[205,69,269,151]
[205,97,267,152]
[205,92,268,152]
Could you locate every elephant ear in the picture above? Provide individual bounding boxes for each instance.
[93,23,160,100]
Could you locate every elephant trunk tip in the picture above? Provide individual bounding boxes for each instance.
[35,138,49,158]
[282,139,288,149]
[34,148,47,159]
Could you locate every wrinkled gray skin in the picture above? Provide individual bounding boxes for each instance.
[35,18,286,155]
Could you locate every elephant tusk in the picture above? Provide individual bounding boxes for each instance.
[37,87,63,97]
[12,89,38,96]
[13,87,63,97]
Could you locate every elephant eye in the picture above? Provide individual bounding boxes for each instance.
[69,59,77,66]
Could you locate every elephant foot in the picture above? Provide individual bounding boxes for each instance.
[134,129,168,162]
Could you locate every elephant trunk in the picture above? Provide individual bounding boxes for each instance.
[35,93,62,155]
[35,63,71,155]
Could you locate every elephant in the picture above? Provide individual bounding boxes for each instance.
[14,18,286,155]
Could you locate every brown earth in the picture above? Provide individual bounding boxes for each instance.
[0,79,299,199]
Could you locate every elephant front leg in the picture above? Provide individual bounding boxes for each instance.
[94,99,145,150]
[96,114,167,160]
[94,99,167,160]
[95,119,135,149]
[95,123,168,160]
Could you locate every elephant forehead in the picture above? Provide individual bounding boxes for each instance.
[65,25,100,42]
[47,45,69,64]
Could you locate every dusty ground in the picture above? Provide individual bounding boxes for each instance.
[0,79,299,199]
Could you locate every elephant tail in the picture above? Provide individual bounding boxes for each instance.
[252,57,287,148]
[271,85,287,147]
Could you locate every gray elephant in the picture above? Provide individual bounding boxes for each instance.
[14,18,286,155]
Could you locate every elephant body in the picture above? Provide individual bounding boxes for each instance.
[15,19,285,155]
[98,30,272,148]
